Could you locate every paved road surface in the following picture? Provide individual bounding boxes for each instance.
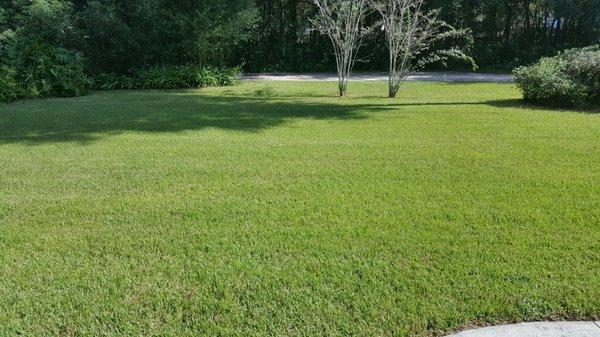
[446,321,600,337]
[243,72,513,83]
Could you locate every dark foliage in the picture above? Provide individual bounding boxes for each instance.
[1,36,91,102]
[2,0,598,75]
[242,0,600,71]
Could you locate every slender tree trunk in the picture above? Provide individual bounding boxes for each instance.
[388,49,396,98]
[339,81,347,96]
[337,54,348,96]
[287,0,298,65]
[503,2,513,45]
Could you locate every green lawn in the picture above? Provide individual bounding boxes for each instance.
[0,81,599,336]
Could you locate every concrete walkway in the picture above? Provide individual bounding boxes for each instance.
[446,321,600,337]
[242,72,513,83]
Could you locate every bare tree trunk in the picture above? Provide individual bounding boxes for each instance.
[287,0,299,64]
[339,80,347,96]
[389,49,397,98]
[503,1,513,45]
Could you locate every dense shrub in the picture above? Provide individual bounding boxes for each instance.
[13,39,92,98]
[514,46,600,108]
[93,65,240,91]
[0,65,21,103]
[0,38,91,103]
[564,50,600,97]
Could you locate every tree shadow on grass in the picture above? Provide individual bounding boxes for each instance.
[231,85,599,112]
[485,98,600,113]
[354,98,600,113]
[2,90,596,146]
[0,91,371,145]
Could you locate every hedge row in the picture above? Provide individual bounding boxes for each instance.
[94,66,239,91]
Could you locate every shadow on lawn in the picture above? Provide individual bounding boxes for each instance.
[485,98,600,113]
[2,90,596,145]
[0,91,371,145]
[355,98,599,113]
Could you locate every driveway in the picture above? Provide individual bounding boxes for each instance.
[243,72,513,83]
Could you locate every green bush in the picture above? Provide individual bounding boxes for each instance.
[93,65,240,91]
[13,40,92,98]
[0,65,21,103]
[564,50,600,97]
[514,46,600,108]
[0,37,92,103]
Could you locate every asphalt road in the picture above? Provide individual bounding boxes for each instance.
[243,72,513,83]
[445,321,600,337]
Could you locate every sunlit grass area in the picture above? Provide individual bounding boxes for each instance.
[0,81,599,336]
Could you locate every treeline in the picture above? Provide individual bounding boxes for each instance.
[250,0,600,71]
[1,0,599,74]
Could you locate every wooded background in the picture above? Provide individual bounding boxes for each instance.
[1,0,599,74]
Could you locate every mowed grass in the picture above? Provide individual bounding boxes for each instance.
[0,81,599,336]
